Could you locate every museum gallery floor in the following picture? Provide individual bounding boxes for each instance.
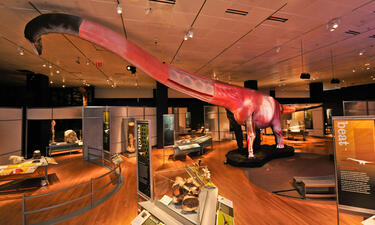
[0,138,362,225]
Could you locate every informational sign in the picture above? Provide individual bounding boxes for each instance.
[333,116,375,215]
[131,210,165,225]
[163,114,175,147]
[136,120,153,200]
[103,110,110,152]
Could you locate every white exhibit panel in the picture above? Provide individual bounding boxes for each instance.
[52,107,82,119]
[0,107,22,165]
[109,107,128,155]
[218,107,231,141]
[27,108,52,120]
[128,107,144,120]
[83,107,105,159]
[310,107,324,137]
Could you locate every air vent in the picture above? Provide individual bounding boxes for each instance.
[149,0,176,5]
[225,9,248,16]
[369,34,375,38]
[345,30,360,35]
[267,16,288,23]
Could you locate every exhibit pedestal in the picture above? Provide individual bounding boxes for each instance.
[225,145,294,167]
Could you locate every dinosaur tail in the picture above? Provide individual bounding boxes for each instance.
[281,105,296,114]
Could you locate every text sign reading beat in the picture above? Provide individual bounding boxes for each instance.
[333,117,375,215]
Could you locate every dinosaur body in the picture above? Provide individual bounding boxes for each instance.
[24,13,294,158]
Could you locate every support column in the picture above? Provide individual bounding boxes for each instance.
[154,82,168,149]
[244,80,261,150]
[309,82,323,103]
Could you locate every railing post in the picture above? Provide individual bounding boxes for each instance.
[91,178,94,208]
[22,195,25,225]
[101,150,104,166]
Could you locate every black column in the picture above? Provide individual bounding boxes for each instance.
[309,82,323,103]
[25,73,50,157]
[270,89,276,98]
[155,82,168,148]
[244,80,261,150]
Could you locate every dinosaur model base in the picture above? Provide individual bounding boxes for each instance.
[225,145,294,167]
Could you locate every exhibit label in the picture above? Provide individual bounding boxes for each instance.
[333,117,375,215]
[136,120,153,200]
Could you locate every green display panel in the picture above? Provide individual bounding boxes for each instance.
[103,110,110,151]
[136,120,153,200]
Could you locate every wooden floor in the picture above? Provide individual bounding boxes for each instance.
[0,137,364,224]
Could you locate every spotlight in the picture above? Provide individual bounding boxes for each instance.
[42,63,47,67]
[19,48,24,55]
[62,84,66,88]
[184,34,188,41]
[50,80,53,84]
[188,30,193,38]
[86,59,90,65]
[48,64,52,69]
[330,78,340,84]
[300,73,310,79]
[116,4,122,14]
[359,50,365,56]
[126,65,136,74]
[56,70,60,74]
[327,17,340,32]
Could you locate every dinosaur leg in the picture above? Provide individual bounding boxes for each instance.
[271,121,284,149]
[246,116,256,158]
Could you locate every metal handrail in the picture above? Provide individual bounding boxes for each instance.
[22,148,123,225]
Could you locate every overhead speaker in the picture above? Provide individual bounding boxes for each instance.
[330,78,340,84]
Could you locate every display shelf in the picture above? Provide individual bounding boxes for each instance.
[47,141,83,156]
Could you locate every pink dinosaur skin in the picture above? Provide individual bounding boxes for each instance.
[25,15,295,158]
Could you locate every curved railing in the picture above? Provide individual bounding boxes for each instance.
[21,147,123,225]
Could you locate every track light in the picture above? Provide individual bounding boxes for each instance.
[62,84,66,88]
[126,65,136,74]
[116,4,122,14]
[184,35,188,40]
[327,17,340,32]
[48,64,52,69]
[42,63,47,67]
[56,70,60,74]
[86,59,90,65]
[188,30,193,38]
[359,49,365,56]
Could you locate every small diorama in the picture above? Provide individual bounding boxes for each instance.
[48,119,83,156]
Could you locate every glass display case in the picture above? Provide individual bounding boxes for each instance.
[163,114,175,147]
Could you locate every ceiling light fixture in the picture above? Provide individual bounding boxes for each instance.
[299,40,310,79]
[50,80,53,84]
[126,65,136,74]
[116,3,122,14]
[56,70,60,74]
[18,48,24,55]
[359,49,365,56]
[327,17,340,32]
[184,29,194,41]
[48,64,52,69]
[76,57,80,64]
[276,46,281,53]
[86,59,90,65]
[330,49,340,84]
[42,63,47,67]
[62,84,66,88]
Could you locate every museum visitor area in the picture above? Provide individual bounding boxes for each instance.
[1,0,375,224]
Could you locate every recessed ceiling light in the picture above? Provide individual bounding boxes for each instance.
[42,63,47,67]
[56,70,60,74]
[352,69,355,72]
[48,64,52,68]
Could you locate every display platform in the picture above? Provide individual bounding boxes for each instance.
[225,145,294,167]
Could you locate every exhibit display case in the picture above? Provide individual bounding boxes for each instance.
[343,101,375,116]
[204,106,232,141]
[163,114,175,147]
[173,135,213,160]
[137,163,219,225]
